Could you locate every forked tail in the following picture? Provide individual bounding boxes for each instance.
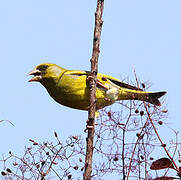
[146,91,167,106]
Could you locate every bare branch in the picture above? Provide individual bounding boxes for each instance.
[84,0,104,179]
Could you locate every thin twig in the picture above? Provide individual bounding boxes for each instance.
[122,101,132,180]
[0,120,15,127]
[126,117,149,180]
[164,130,179,176]
[144,103,179,172]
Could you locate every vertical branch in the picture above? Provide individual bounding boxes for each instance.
[83,0,104,179]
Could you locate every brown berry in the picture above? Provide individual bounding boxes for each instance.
[140,155,144,160]
[158,121,163,125]
[1,171,7,176]
[107,111,111,117]
[140,111,144,116]
[141,83,145,88]
[81,167,84,171]
[68,174,72,179]
[73,166,79,170]
[6,168,12,173]
[113,156,119,161]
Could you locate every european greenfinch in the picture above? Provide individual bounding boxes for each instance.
[28,63,166,110]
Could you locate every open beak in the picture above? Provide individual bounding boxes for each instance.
[28,69,42,82]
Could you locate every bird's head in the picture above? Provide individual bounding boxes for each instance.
[28,63,65,84]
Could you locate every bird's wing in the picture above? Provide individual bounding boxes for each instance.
[107,78,143,91]
[64,70,142,91]
[97,73,143,91]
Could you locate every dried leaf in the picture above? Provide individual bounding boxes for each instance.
[150,158,174,170]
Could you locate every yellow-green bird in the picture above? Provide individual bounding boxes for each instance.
[28,63,166,110]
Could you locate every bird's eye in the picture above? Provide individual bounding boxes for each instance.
[39,65,48,71]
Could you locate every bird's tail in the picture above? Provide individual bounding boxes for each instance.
[119,90,167,106]
[145,91,167,106]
